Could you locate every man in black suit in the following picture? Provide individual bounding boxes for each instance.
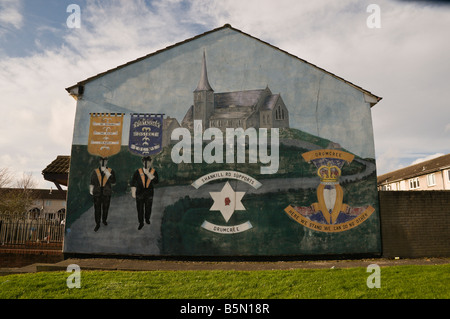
[131,156,159,230]
[89,157,116,232]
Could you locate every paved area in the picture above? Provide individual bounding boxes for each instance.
[1,256,449,275]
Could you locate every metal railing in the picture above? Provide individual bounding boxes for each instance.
[0,212,65,248]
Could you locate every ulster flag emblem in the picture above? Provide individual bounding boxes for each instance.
[192,171,262,234]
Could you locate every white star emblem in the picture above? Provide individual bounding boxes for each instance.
[209,181,246,222]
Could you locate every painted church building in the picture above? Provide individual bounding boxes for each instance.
[181,52,290,131]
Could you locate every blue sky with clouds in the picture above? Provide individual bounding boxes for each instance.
[0,0,449,188]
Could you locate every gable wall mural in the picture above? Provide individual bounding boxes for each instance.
[64,26,382,257]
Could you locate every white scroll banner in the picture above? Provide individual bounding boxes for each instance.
[201,220,253,234]
[191,170,262,189]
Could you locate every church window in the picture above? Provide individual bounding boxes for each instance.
[275,105,285,120]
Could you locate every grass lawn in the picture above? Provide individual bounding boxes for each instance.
[0,264,448,299]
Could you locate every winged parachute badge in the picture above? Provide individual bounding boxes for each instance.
[284,149,375,232]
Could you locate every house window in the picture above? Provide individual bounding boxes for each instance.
[409,178,420,189]
[427,173,436,186]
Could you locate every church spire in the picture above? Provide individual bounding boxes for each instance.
[195,50,213,92]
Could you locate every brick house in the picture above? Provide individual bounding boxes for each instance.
[377,153,450,191]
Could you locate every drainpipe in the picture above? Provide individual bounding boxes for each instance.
[441,168,448,190]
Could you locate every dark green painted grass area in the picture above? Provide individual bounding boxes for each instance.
[0,264,448,299]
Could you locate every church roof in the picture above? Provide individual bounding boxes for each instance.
[209,108,254,121]
[182,87,283,123]
[194,51,213,92]
[261,94,280,111]
[214,89,266,108]
[181,105,193,125]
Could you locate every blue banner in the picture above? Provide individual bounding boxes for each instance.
[129,113,163,156]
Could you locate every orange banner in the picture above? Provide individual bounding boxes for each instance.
[302,149,354,163]
[88,113,124,157]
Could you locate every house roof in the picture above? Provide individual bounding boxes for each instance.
[42,155,70,188]
[377,153,450,185]
[0,188,67,201]
[42,156,70,175]
[66,24,381,106]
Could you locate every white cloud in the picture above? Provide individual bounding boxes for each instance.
[0,0,23,35]
[0,51,78,188]
[63,0,203,74]
[375,146,404,175]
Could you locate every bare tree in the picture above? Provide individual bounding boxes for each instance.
[0,167,14,188]
[15,172,37,190]
[0,170,37,215]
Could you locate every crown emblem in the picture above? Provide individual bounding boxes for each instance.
[302,148,355,185]
[317,163,341,183]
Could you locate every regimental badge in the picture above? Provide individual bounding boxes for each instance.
[88,113,124,157]
[129,113,164,156]
[284,149,375,232]
[191,171,262,234]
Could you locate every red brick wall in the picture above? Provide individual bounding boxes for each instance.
[0,250,63,268]
[379,191,450,258]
